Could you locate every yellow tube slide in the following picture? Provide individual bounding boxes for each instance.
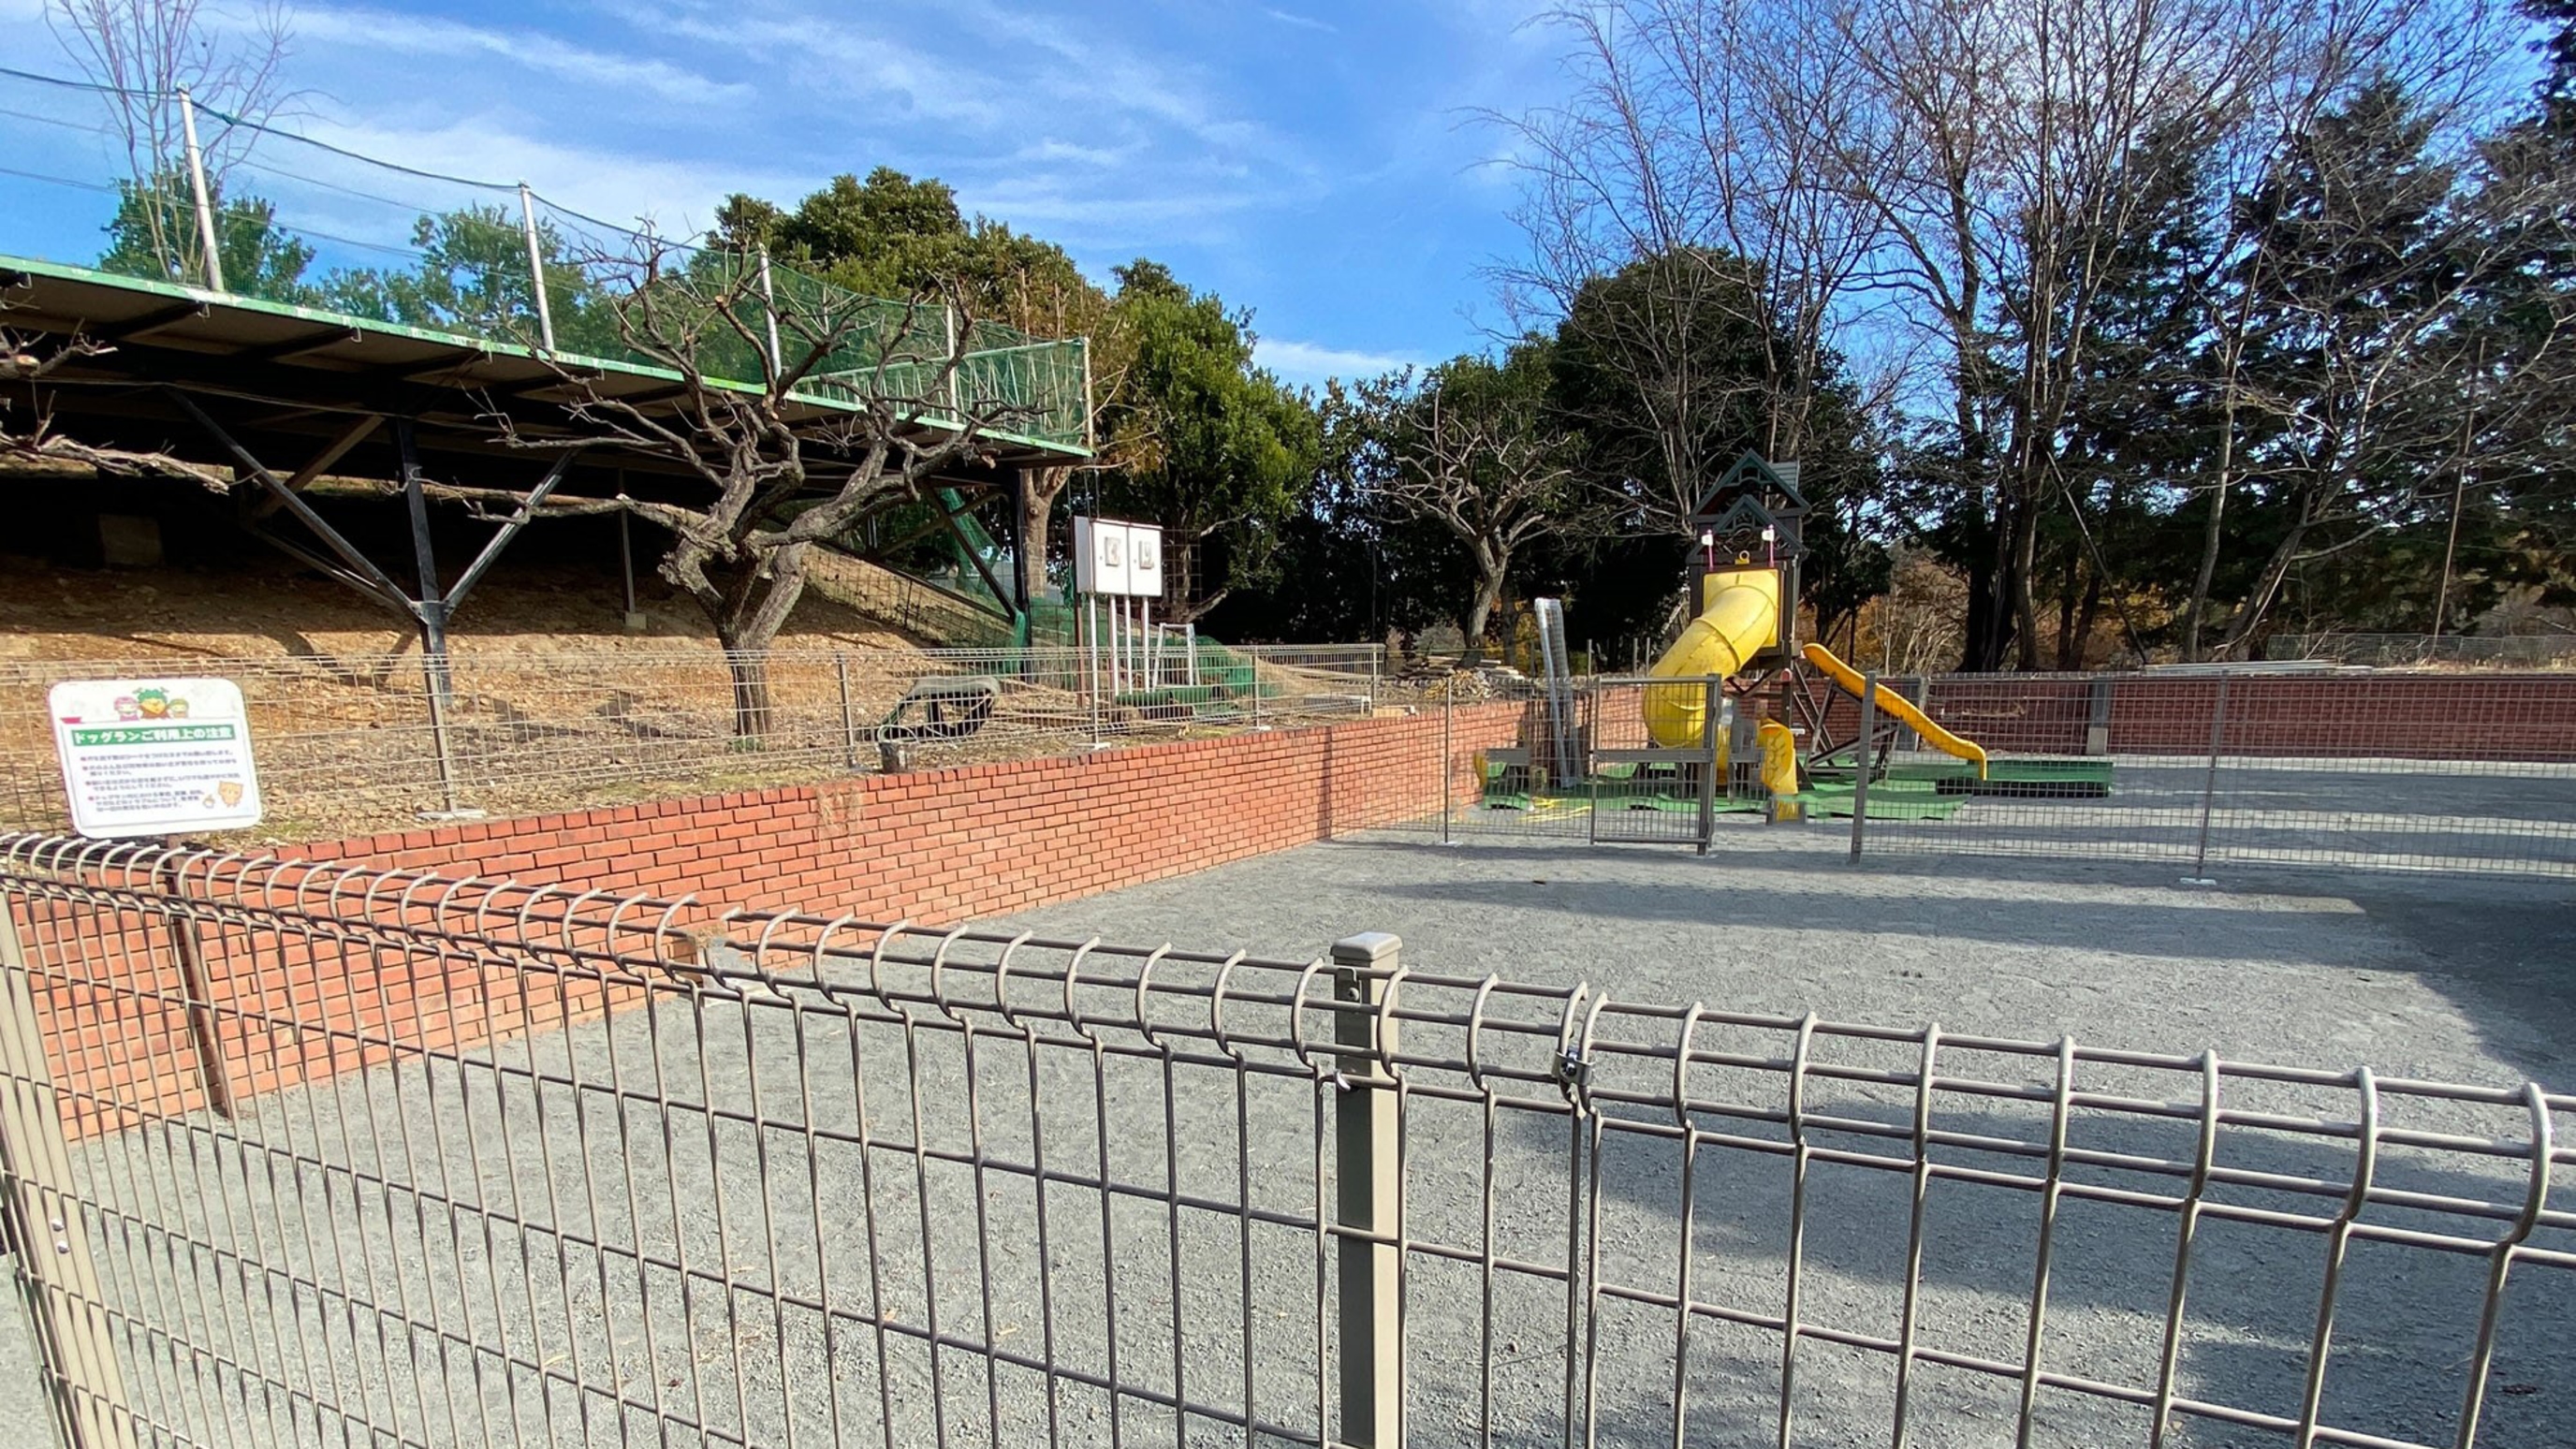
[1800,642,1987,778]
[1644,569,1780,749]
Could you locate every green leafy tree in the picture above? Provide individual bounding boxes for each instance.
[1549,248,1887,644]
[99,171,315,302]
[314,205,608,350]
[720,168,1112,602]
[1095,261,1319,617]
[1358,341,1595,660]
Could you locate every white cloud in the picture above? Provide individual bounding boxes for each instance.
[1262,7,1339,34]
[1256,338,1418,387]
[294,6,751,108]
[299,114,799,239]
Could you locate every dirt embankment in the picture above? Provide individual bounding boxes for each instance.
[0,549,936,666]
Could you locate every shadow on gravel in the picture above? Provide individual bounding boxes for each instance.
[1331,836,2576,1092]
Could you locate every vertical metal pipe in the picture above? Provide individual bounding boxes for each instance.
[1441,673,1454,844]
[834,651,856,770]
[2188,671,2230,881]
[1080,336,1096,451]
[177,89,224,293]
[943,302,961,417]
[1141,596,1155,691]
[1696,677,1720,855]
[1084,594,1103,746]
[396,419,461,814]
[1851,670,1879,862]
[617,505,638,618]
[517,183,556,352]
[155,862,232,1119]
[1331,933,1404,1449]
[756,247,783,377]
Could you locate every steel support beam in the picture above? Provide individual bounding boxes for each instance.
[166,389,417,608]
[244,414,384,521]
[445,448,578,609]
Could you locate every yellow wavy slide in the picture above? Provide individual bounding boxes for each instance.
[1800,642,1987,778]
[1642,568,1801,806]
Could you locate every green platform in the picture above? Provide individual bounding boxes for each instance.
[1479,754,2115,824]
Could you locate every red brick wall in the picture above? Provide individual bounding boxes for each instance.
[313,702,1525,917]
[18,705,1527,1136]
[1799,673,2576,761]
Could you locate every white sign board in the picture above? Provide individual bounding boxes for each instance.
[50,677,263,838]
[1126,523,1164,599]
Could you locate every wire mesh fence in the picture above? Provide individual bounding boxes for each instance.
[0,65,1088,446]
[0,645,1383,842]
[0,836,2569,1449]
[2267,635,2576,668]
[1845,669,2576,879]
[1403,666,2576,878]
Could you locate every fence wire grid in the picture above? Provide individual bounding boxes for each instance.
[1415,667,2576,880]
[1,835,2570,1449]
[0,645,1386,842]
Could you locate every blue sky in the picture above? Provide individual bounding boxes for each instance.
[10,0,1570,386]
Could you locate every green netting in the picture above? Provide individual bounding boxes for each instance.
[0,66,1090,450]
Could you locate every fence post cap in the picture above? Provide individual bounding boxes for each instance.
[1330,931,1401,966]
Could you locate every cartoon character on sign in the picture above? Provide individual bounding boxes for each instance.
[216,781,243,808]
[113,695,140,720]
[135,687,170,719]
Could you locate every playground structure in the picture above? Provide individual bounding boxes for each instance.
[1477,453,2112,838]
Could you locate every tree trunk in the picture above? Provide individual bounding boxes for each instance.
[2008,490,2042,672]
[706,543,812,741]
[2183,327,2248,663]
[725,653,773,742]
[1461,564,1507,666]
[1017,465,1070,610]
[2068,564,2103,671]
[2217,516,2310,661]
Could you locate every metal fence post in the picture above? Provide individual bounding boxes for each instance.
[1696,676,1720,855]
[1851,669,1880,863]
[834,651,858,770]
[0,896,140,1449]
[156,862,231,1120]
[418,651,463,816]
[516,182,556,353]
[1330,932,1404,1449]
[2186,670,2231,884]
[177,88,223,293]
[1440,674,1454,845]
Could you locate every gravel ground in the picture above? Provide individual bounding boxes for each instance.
[4,832,2570,1449]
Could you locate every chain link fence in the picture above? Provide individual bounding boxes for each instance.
[0,645,1383,841]
[0,836,2569,1449]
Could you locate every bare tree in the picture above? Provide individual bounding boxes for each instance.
[1493,0,1884,513]
[0,322,233,484]
[1364,355,1592,662]
[47,0,301,273]
[457,242,1044,737]
[1510,0,2504,669]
